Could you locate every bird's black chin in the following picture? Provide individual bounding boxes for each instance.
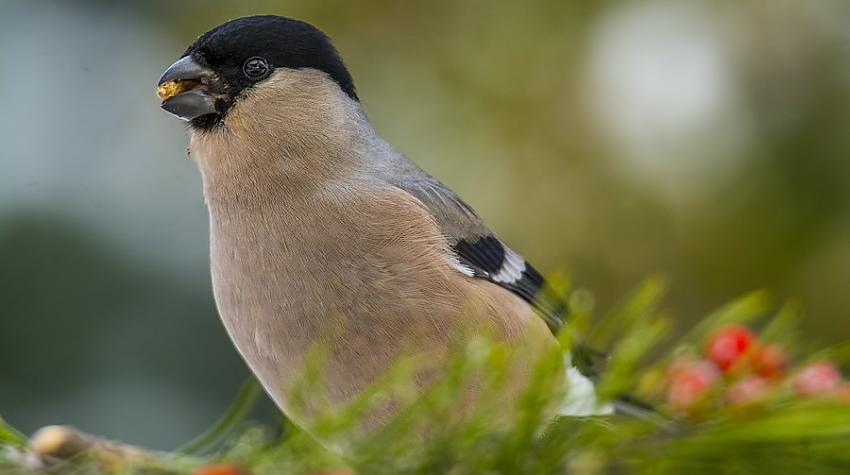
[189,112,226,131]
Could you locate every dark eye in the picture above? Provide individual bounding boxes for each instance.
[243,57,270,79]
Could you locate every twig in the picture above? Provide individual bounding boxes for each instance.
[30,425,154,467]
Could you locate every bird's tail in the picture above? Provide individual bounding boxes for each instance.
[559,355,678,431]
[533,283,675,428]
[613,394,679,431]
[559,364,615,416]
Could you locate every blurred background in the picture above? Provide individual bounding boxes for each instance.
[1,0,848,449]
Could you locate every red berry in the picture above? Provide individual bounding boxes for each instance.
[753,343,788,378]
[705,325,757,371]
[793,361,842,397]
[664,357,693,380]
[194,464,248,475]
[726,376,771,406]
[667,360,720,410]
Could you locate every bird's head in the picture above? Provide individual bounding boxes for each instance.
[156,15,357,132]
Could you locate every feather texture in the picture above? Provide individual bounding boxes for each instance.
[389,174,569,334]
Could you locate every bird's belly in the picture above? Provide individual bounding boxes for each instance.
[207,214,463,425]
[205,189,563,438]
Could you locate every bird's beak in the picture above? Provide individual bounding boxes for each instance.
[157,55,218,121]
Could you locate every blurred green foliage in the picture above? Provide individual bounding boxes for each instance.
[5,282,850,474]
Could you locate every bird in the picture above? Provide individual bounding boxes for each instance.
[156,15,627,448]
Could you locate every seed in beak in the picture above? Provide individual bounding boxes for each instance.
[157,79,201,102]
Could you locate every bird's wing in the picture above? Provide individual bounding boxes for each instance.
[393,174,569,334]
[393,170,663,418]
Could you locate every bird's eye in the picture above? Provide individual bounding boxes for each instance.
[243,57,270,79]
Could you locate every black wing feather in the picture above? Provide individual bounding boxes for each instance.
[451,236,568,334]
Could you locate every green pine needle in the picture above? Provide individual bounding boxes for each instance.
[176,377,263,455]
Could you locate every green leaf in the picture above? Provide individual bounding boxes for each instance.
[0,415,26,448]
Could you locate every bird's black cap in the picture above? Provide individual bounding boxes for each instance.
[189,15,355,97]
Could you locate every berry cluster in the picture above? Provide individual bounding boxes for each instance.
[663,325,847,415]
[193,464,354,475]
[194,464,248,475]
